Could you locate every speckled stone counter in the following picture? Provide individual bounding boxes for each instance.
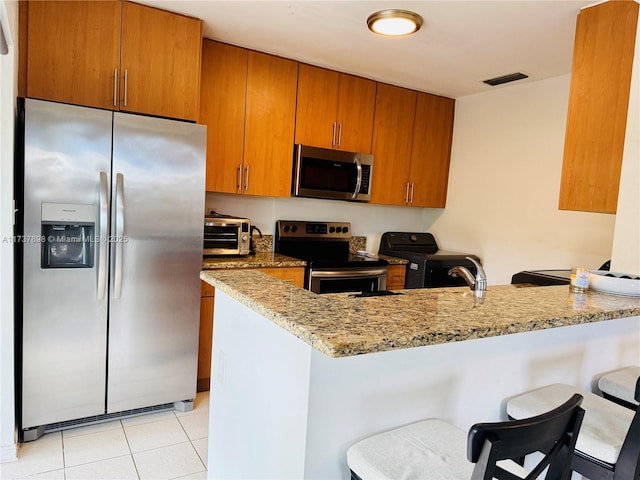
[202,252,305,270]
[201,269,640,358]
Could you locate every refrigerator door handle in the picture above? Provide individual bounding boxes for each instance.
[114,173,124,299]
[97,171,109,300]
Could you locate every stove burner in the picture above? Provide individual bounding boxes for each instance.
[274,220,389,294]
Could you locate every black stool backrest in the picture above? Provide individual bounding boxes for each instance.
[467,394,584,480]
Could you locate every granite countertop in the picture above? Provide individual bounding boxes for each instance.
[202,233,406,269]
[201,269,640,358]
[202,253,305,270]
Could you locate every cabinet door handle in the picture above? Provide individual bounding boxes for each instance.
[331,122,336,147]
[404,182,410,204]
[113,69,118,107]
[244,165,250,191]
[409,182,415,204]
[237,165,242,192]
[337,123,342,148]
[124,69,128,107]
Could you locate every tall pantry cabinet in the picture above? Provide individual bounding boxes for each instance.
[23,0,202,122]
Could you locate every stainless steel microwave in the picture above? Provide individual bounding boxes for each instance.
[203,216,251,256]
[292,144,373,202]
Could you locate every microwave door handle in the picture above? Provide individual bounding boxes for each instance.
[352,159,363,199]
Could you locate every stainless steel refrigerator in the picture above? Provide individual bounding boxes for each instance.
[15,98,206,441]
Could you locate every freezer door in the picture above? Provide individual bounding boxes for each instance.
[108,113,206,412]
[20,99,111,428]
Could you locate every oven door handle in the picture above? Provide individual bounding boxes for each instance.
[310,268,387,278]
[352,159,363,199]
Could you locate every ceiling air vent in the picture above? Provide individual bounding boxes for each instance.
[483,72,528,86]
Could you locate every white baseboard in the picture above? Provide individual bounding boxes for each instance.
[0,443,18,463]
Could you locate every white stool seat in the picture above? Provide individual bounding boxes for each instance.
[598,366,640,406]
[507,383,634,465]
[346,419,528,480]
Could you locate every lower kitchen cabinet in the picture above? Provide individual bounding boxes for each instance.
[386,264,407,290]
[197,267,305,391]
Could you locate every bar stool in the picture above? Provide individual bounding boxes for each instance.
[347,394,584,480]
[506,379,640,480]
[598,366,640,410]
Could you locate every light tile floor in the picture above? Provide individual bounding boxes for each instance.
[0,392,209,480]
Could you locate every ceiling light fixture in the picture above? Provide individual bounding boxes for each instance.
[367,9,423,36]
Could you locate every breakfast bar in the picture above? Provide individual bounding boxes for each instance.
[201,270,640,479]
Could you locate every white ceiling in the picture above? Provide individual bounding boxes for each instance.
[138,0,594,99]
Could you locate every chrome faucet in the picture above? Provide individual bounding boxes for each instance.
[448,256,487,297]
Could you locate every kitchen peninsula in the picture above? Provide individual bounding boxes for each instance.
[201,270,640,479]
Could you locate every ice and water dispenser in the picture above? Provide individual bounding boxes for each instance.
[41,203,95,268]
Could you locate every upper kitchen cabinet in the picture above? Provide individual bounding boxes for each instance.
[25,1,202,122]
[295,64,376,153]
[409,93,455,208]
[371,83,455,207]
[199,40,297,197]
[26,1,121,110]
[371,84,455,207]
[199,41,247,193]
[120,2,202,121]
[370,84,417,206]
[559,0,639,214]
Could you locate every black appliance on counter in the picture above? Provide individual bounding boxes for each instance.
[379,232,481,289]
[511,270,571,286]
[274,220,388,294]
[511,261,610,286]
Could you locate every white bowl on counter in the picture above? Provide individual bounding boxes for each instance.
[589,270,640,296]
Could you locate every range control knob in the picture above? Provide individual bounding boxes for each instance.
[283,225,290,233]
[291,225,298,233]
[329,226,336,233]
[335,226,342,233]
[343,226,349,234]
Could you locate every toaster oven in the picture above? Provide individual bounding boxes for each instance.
[203,216,251,256]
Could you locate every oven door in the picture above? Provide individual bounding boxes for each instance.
[308,267,387,294]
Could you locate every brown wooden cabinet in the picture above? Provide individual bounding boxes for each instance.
[409,93,455,208]
[197,266,305,391]
[559,0,639,214]
[295,64,376,153]
[120,2,202,121]
[370,84,417,206]
[25,0,201,121]
[199,41,247,193]
[386,264,406,290]
[371,84,455,207]
[199,40,297,197]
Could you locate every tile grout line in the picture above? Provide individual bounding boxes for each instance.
[172,410,207,473]
[120,419,142,480]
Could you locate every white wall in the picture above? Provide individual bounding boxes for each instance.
[430,74,616,284]
[611,18,640,274]
[0,0,17,463]
[207,74,617,285]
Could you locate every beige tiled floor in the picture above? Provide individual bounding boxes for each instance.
[0,392,209,480]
